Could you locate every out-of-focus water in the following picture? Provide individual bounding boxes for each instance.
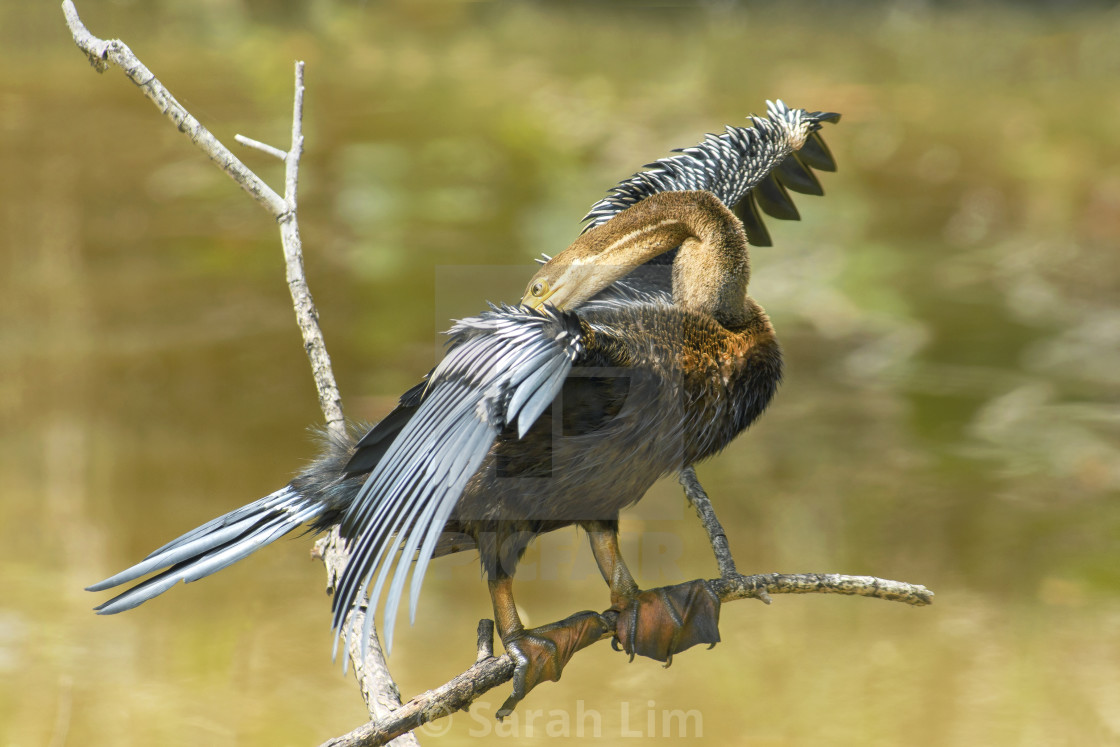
[2,2,1118,745]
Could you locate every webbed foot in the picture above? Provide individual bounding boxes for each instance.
[498,610,609,719]
[614,579,721,665]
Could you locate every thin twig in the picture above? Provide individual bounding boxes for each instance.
[62,3,410,740]
[322,571,933,747]
[314,529,415,742]
[679,466,740,581]
[475,619,495,663]
[235,133,289,161]
[62,0,285,217]
[321,650,516,747]
[276,61,346,439]
[676,469,937,608]
[711,572,934,606]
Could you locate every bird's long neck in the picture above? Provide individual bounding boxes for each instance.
[668,213,750,329]
[527,191,752,328]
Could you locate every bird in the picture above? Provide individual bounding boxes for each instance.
[88,100,839,715]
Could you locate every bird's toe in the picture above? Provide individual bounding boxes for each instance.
[497,610,609,718]
[614,579,721,665]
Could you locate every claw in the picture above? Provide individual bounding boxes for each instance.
[614,579,721,664]
[497,610,609,719]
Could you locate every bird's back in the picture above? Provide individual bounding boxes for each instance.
[451,300,781,531]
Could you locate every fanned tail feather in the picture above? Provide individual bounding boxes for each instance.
[581,99,840,246]
[88,486,325,614]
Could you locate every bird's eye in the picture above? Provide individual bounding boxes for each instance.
[531,280,548,297]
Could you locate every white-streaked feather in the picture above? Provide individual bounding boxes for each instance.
[331,305,584,659]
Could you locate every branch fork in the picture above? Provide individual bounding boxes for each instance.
[235,134,290,162]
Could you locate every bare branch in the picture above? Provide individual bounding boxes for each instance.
[676,469,937,607]
[314,530,418,745]
[323,466,933,746]
[322,570,933,747]
[712,572,934,606]
[62,0,286,217]
[679,466,739,581]
[274,61,346,439]
[475,619,495,664]
[62,3,409,739]
[321,652,516,747]
[235,134,289,161]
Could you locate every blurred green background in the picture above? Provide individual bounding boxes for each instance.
[2,1,1119,745]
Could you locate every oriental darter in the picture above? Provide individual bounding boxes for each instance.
[89,100,840,715]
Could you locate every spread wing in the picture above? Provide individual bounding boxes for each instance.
[332,305,585,656]
[582,99,840,247]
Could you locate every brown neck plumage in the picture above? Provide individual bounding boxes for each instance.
[522,191,752,328]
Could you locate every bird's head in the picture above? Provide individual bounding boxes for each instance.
[521,255,634,311]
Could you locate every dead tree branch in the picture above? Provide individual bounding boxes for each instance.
[322,566,933,747]
[679,466,740,581]
[322,470,932,747]
[61,3,409,742]
[62,2,284,215]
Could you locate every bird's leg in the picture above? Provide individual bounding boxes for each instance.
[584,523,640,610]
[489,575,609,719]
[585,522,721,665]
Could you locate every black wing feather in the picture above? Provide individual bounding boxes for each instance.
[732,193,773,248]
[330,305,585,656]
[774,153,824,196]
[754,172,801,221]
[344,381,429,477]
[799,130,837,171]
